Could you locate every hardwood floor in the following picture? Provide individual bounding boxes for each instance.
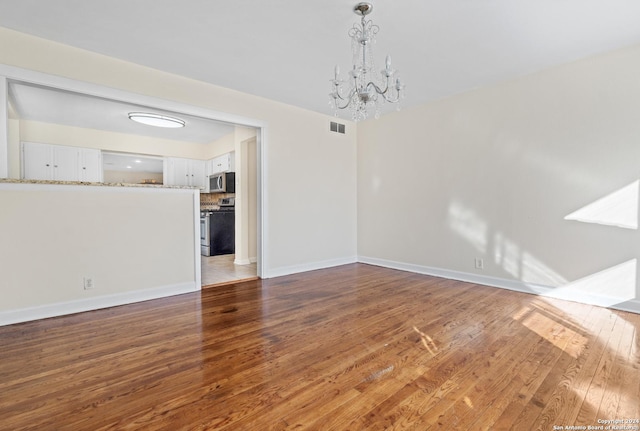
[1,263,639,430]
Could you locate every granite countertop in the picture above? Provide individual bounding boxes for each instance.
[0,178,199,189]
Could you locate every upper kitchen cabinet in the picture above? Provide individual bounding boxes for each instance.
[78,148,103,182]
[207,152,236,176]
[164,157,206,189]
[21,142,102,182]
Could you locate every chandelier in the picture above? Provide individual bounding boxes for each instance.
[329,2,405,122]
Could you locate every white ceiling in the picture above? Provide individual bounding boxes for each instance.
[1,1,640,118]
[8,82,236,144]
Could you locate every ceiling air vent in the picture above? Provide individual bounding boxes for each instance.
[330,121,346,134]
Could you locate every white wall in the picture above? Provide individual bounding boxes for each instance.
[0,26,358,281]
[358,43,640,313]
[0,77,7,178]
[0,183,199,325]
[203,131,235,160]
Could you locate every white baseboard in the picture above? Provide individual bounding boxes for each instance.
[5,256,638,326]
[358,256,640,315]
[265,256,358,279]
[0,282,198,326]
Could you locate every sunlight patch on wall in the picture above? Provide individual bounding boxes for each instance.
[371,176,382,193]
[448,201,488,253]
[494,232,567,286]
[522,251,569,287]
[541,259,637,307]
[565,180,638,230]
[493,232,522,279]
[450,201,637,308]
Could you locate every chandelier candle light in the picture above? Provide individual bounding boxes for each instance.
[330,2,405,121]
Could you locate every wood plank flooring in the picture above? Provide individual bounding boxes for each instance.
[1,263,639,430]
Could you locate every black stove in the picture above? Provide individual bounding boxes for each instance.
[200,197,235,256]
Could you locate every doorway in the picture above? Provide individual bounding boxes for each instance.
[201,134,259,287]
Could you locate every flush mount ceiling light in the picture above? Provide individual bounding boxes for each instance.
[127,112,185,128]
[329,2,405,122]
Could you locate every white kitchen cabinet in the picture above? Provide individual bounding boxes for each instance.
[22,142,52,180]
[22,142,82,181]
[190,159,206,189]
[78,148,103,182]
[165,157,188,186]
[164,157,206,188]
[22,142,103,182]
[207,152,236,175]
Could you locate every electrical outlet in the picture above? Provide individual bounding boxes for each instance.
[474,258,484,270]
[83,276,95,290]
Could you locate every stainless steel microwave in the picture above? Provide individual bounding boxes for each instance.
[209,172,235,193]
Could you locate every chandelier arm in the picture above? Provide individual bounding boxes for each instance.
[333,87,357,110]
[365,81,388,96]
[333,88,346,102]
[332,80,350,102]
[365,81,401,103]
[381,92,401,103]
[335,101,353,110]
[366,81,383,92]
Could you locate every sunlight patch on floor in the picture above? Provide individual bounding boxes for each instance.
[412,326,439,357]
[512,305,588,359]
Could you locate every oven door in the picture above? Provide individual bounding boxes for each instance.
[200,214,211,256]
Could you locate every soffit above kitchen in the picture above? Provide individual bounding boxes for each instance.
[0,1,640,118]
[8,82,235,144]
